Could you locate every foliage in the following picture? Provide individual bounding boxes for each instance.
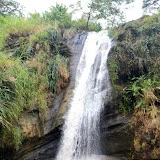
[0,15,46,50]
[47,54,69,93]
[0,12,70,150]
[108,60,119,89]
[108,13,160,90]
[0,0,22,16]
[120,76,160,158]
[143,0,160,12]
[43,4,73,29]
[108,13,160,158]
[112,14,160,158]
[73,16,102,31]
[71,0,134,28]
[120,76,155,111]
[27,29,69,94]
[0,53,48,149]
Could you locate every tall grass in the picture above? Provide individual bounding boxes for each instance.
[0,15,47,50]
[47,54,69,93]
[0,53,48,149]
[0,6,70,150]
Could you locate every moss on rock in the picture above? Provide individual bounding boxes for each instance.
[108,13,160,159]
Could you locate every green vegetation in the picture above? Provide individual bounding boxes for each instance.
[0,0,22,16]
[43,4,102,31]
[108,12,160,158]
[123,76,160,159]
[0,6,71,150]
[108,12,160,88]
[0,15,46,50]
[71,0,134,28]
[47,54,69,93]
[108,60,119,89]
[72,16,102,31]
[0,3,104,149]
[143,0,160,12]
[0,53,48,149]
[43,4,73,29]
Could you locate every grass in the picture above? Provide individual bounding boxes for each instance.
[0,52,49,149]
[0,2,102,151]
[0,15,48,50]
[108,12,160,158]
[0,10,70,149]
[120,76,160,158]
[47,54,69,93]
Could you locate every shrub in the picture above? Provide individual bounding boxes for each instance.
[73,17,102,32]
[0,53,48,149]
[47,54,69,93]
[0,10,69,150]
[43,4,73,29]
[0,15,47,50]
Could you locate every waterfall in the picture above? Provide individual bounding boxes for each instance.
[56,31,112,160]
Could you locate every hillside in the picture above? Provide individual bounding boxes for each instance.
[109,13,160,159]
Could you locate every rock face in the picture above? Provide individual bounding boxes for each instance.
[14,126,61,160]
[14,31,88,160]
[100,95,133,157]
[4,16,160,159]
[51,31,88,131]
[102,15,160,158]
[14,29,134,159]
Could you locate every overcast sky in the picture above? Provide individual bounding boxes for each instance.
[16,0,143,22]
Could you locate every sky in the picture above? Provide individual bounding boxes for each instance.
[16,0,143,22]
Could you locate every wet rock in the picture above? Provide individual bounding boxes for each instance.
[100,95,133,157]
[14,126,61,160]
[14,31,88,160]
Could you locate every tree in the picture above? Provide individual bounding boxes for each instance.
[43,4,73,28]
[142,0,160,12]
[0,0,22,16]
[70,0,134,28]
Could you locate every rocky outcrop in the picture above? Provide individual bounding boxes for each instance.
[13,30,88,160]
[10,15,160,159]
[14,28,134,159]
[100,96,133,157]
[14,126,61,160]
[104,15,160,158]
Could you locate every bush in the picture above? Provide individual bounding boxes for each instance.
[121,76,160,159]
[47,54,69,93]
[43,4,73,29]
[0,7,69,150]
[73,17,102,32]
[0,53,48,149]
[0,15,46,50]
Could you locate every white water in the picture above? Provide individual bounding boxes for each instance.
[56,31,112,160]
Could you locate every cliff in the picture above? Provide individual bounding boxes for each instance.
[108,14,160,159]
[1,12,160,160]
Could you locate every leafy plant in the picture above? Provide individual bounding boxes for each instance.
[0,15,46,50]
[120,75,160,158]
[47,54,69,93]
[0,53,48,149]
[43,4,73,29]
[73,16,102,31]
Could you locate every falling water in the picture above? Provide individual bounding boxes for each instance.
[56,31,112,160]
